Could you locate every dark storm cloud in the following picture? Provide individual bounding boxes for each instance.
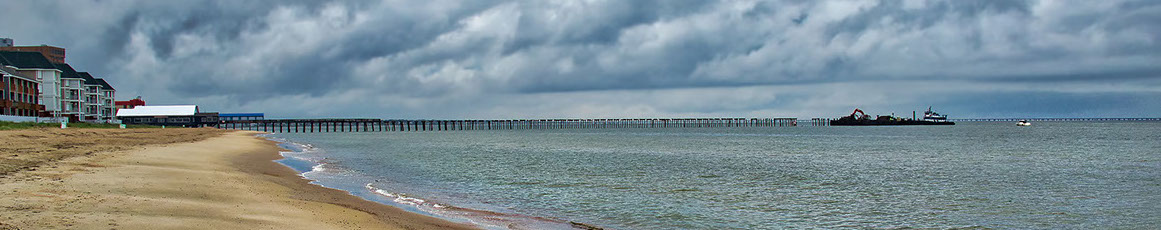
[107,0,385,97]
[822,0,1031,39]
[3,0,1159,118]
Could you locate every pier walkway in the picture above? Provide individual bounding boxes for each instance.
[217,118,798,133]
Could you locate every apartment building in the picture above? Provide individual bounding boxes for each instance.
[73,73,117,121]
[0,51,63,117]
[55,63,86,121]
[1,66,43,116]
[95,79,116,121]
[54,64,121,122]
[0,51,118,122]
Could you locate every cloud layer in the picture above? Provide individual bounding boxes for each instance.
[4,0,1159,118]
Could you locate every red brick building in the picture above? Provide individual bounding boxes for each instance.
[115,97,146,111]
[0,45,66,64]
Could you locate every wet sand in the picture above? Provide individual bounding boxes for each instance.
[0,128,475,229]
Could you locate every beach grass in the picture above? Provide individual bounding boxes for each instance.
[0,121,158,130]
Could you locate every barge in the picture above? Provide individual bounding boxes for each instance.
[830,108,955,126]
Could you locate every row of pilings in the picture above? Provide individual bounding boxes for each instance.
[809,118,834,126]
[217,118,798,133]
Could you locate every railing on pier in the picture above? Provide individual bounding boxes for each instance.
[216,118,798,133]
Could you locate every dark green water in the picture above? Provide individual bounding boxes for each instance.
[272,121,1161,229]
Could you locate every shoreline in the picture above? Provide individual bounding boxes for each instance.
[0,129,476,229]
[266,135,596,230]
[232,132,479,229]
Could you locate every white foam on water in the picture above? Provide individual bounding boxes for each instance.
[366,183,432,207]
[266,137,352,176]
[362,183,584,230]
[310,163,328,172]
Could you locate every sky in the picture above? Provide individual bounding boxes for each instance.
[2,0,1159,119]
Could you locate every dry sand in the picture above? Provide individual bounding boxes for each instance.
[0,128,225,175]
[0,128,475,230]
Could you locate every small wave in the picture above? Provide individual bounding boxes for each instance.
[363,183,600,230]
[366,183,433,207]
[669,188,701,192]
[264,137,345,174]
[310,162,329,173]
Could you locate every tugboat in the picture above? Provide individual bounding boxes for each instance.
[923,106,947,121]
[1016,120,1032,126]
[830,108,955,126]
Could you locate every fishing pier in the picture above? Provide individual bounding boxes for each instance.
[217,118,798,133]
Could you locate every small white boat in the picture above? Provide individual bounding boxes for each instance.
[1016,120,1031,126]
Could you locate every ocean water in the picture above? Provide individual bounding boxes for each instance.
[270,121,1161,229]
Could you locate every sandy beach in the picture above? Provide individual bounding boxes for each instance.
[0,128,474,229]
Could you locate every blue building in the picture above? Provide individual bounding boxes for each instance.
[218,113,264,121]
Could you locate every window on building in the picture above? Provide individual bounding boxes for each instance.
[169,117,191,123]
